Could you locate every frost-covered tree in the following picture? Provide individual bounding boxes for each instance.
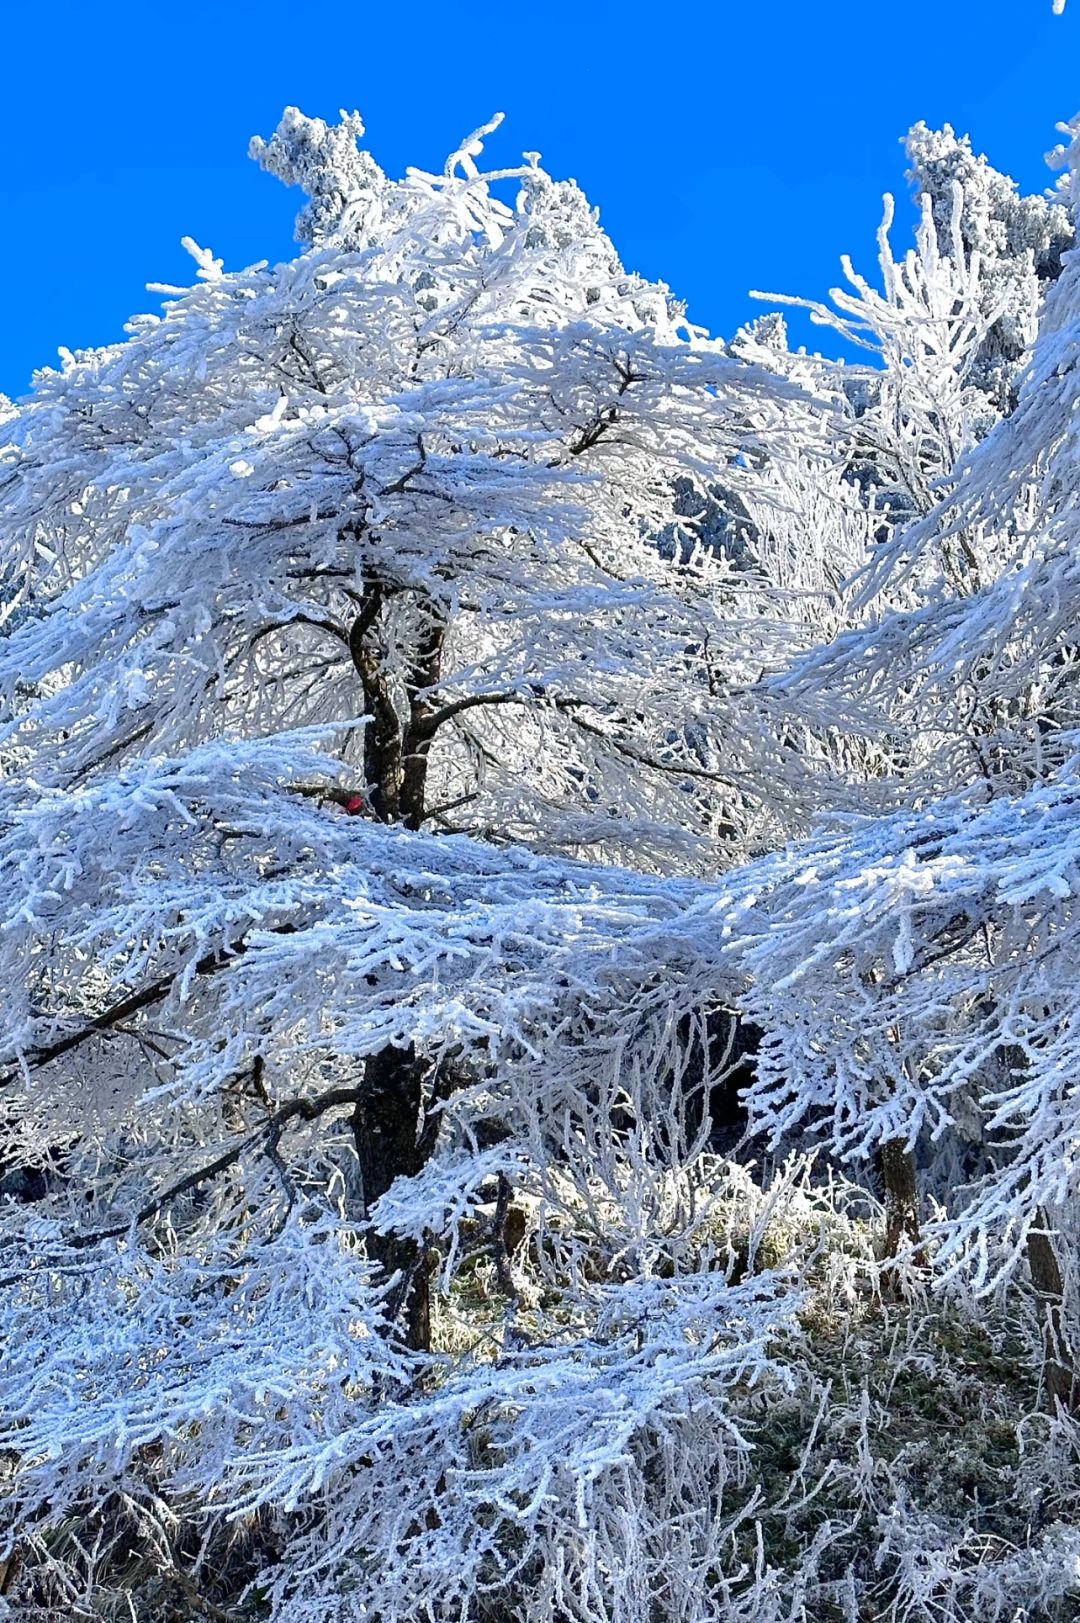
[711,130,1074,1246]
[781,116,1080,801]
[737,116,1080,1412]
[0,98,819,1348]
[0,106,846,1621]
[905,120,1072,414]
[7,94,1080,1623]
[2,107,805,862]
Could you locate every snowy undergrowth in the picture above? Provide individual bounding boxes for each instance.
[4,1158,1076,1623]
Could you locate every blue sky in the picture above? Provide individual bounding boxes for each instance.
[1,0,1078,397]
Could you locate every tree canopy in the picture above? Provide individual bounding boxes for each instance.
[4,101,1080,1623]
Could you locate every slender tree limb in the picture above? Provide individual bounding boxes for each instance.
[411,689,524,741]
[1,1083,367,1278]
[1,926,299,1091]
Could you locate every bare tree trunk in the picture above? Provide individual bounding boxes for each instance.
[879,1138,922,1258]
[350,585,403,824]
[352,1044,433,1351]
[347,591,448,1350]
[871,1012,927,1279]
[1028,1211,1078,1412]
[993,1040,1079,1410]
[400,616,445,833]
[877,1138,927,1299]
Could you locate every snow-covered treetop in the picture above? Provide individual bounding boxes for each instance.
[905,120,1072,412]
[249,106,385,248]
[758,117,1080,813]
[0,107,828,864]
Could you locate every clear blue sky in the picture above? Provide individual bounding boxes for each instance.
[2,0,1078,398]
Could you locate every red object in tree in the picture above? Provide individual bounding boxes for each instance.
[344,793,366,816]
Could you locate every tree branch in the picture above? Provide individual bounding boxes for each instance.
[411,689,526,741]
[1,926,299,1091]
[1,1083,367,1277]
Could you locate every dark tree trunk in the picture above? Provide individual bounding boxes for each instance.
[1027,1212,1078,1412]
[350,582,404,824]
[352,1044,433,1351]
[347,590,449,1350]
[400,616,444,832]
[878,1138,925,1284]
[990,1047,1079,1409]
